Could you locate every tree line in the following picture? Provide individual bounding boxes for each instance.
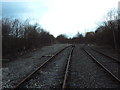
[56,9,120,49]
[2,18,54,59]
[2,9,119,59]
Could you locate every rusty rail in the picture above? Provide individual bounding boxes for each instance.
[13,45,73,89]
[83,48,120,83]
[62,45,75,89]
[90,47,120,63]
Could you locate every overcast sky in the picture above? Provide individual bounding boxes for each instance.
[2,0,119,37]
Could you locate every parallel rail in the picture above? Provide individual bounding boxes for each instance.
[90,47,120,63]
[13,45,73,89]
[83,48,120,84]
[62,45,75,89]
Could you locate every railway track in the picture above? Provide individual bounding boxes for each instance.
[62,45,74,89]
[83,47,120,84]
[90,47,120,63]
[13,45,75,89]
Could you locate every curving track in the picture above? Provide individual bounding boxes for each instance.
[83,46,120,84]
[66,45,119,88]
[13,45,75,89]
[3,44,120,89]
[90,47,120,63]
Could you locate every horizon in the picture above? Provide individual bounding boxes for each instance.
[2,0,119,37]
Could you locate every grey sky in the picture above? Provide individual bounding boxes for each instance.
[2,0,119,37]
[2,2,48,19]
[3,2,29,17]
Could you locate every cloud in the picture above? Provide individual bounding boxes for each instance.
[2,0,119,37]
[2,2,28,16]
[39,0,119,37]
[2,2,49,19]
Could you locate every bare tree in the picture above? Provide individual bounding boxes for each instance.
[103,8,118,49]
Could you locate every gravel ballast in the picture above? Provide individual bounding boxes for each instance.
[22,47,72,88]
[2,44,120,89]
[67,44,119,88]
[85,47,120,81]
[91,46,120,61]
[2,44,71,88]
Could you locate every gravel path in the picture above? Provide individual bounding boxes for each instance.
[21,46,72,88]
[67,44,120,88]
[2,44,71,88]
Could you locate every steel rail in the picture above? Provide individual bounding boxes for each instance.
[62,45,75,89]
[90,47,120,63]
[83,48,120,83]
[13,45,73,89]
